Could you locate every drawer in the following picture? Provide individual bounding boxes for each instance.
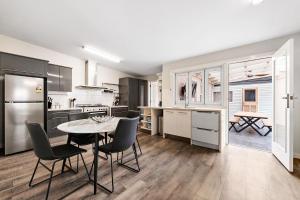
[192,127,219,145]
[48,111,69,119]
[192,111,219,131]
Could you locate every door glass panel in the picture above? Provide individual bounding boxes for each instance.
[274,54,287,151]
[205,67,222,105]
[189,70,204,104]
[175,73,188,105]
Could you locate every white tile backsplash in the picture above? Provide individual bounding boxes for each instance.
[48,89,115,108]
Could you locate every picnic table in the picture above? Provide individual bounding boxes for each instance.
[234,111,268,136]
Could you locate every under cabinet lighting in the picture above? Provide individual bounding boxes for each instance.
[251,0,264,5]
[82,46,121,63]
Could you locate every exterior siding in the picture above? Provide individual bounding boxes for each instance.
[229,82,273,119]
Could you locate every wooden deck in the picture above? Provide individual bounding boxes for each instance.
[1,132,300,200]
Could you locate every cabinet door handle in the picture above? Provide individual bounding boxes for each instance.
[178,111,187,114]
[195,111,216,114]
[196,127,214,132]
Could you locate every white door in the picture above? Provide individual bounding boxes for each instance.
[272,39,294,172]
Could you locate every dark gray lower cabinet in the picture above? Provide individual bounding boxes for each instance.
[47,109,81,138]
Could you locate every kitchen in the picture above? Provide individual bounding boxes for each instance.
[1,1,300,199]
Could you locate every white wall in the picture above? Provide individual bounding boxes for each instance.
[162,32,300,156]
[0,34,131,107]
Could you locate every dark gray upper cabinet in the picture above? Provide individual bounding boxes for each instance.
[0,52,47,77]
[47,64,72,92]
[47,64,60,91]
[59,66,72,92]
[119,77,148,110]
[139,80,148,107]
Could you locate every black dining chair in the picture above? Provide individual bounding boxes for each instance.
[67,112,106,172]
[26,122,90,200]
[94,117,140,192]
[108,110,142,155]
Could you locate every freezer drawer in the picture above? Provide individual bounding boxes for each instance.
[5,102,44,155]
[192,127,219,145]
[192,111,219,131]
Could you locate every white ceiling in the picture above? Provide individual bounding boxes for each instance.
[0,0,300,76]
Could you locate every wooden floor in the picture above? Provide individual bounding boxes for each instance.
[1,132,300,200]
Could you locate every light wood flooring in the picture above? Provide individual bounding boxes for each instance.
[1,132,300,200]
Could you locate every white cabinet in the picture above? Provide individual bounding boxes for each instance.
[163,110,177,137]
[163,109,191,138]
[191,111,220,150]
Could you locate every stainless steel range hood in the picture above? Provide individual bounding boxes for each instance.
[76,60,107,90]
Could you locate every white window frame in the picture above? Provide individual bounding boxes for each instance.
[174,72,188,106]
[174,65,224,106]
[188,69,205,105]
[204,66,223,106]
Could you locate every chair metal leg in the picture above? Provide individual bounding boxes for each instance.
[110,153,114,192]
[121,151,123,164]
[45,161,57,200]
[117,144,140,173]
[116,151,124,164]
[76,145,80,172]
[136,137,142,155]
[29,156,87,200]
[79,153,91,181]
[133,144,140,172]
[95,153,114,193]
[29,159,40,187]
[89,158,94,176]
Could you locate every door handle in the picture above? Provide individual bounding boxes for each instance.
[282,94,290,108]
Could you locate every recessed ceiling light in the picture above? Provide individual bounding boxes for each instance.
[251,0,264,5]
[82,45,121,63]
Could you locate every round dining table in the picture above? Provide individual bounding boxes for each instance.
[57,117,121,195]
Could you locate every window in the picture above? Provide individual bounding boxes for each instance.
[174,66,223,106]
[244,89,256,102]
[189,70,204,104]
[175,73,188,105]
[205,67,222,105]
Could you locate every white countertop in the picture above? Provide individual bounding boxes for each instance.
[48,107,83,112]
[110,105,128,108]
[57,117,121,134]
[138,106,164,109]
[138,106,224,112]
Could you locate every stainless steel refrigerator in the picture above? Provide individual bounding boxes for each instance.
[4,74,45,155]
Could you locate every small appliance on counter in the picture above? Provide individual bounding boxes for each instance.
[48,97,53,109]
[69,98,76,108]
[113,95,120,106]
